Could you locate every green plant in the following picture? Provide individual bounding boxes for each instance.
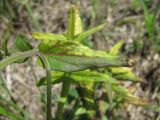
[140,0,160,52]
[0,5,158,120]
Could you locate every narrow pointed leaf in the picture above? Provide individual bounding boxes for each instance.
[37,70,118,86]
[13,35,33,52]
[12,34,33,63]
[68,5,82,39]
[125,93,149,105]
[0,107,24,120]
[108,67,142,82]
[109,40,124,55]
[74,23,106,42]
[74,6,82,35]
[68,5,75,39]
[0,49,38,71]
[112,85,149,105]
[71,70,117,84]
[108,40,141,82]
[31,32,67,41]
[37,72,63,86]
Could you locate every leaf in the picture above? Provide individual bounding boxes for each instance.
[125,93,149,105]
[31,32,67,41]
[68,5,75,39]
[0,49,38,71]
[71,70,117,84]
[68,5,83,39]
[112,85,149,105]
[0,107,24,120]
[37,72,63,86]
[37,70,117,86]
[74,23,106,42]
[38,40,129,72]
[109,40,124,55]
[108,67,142,82]
[12,34,33,63]
[13,34,33,52]
[74,6,82,36]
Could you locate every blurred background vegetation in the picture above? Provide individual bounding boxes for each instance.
[0,0,160,120]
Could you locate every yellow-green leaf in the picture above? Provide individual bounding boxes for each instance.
[37,70,117,86]
[108,67,142,82]
[74,6,82,36]
[74,23,106,42]
[31,32,67,42]
[68,5,82,39]
[110,40,124,55]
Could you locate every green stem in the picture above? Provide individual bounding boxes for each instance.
[55,74,71,120]
[38,53,52,120]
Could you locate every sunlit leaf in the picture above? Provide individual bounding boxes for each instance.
[74,6,82,36]
[109,40,124,55]
[68,5,82,39]
[71,70,117,84]
[107,67,142,82]
[37,70,117,86]
[31,32,67,42]
[74,23,106,42]
[125,93,149,105]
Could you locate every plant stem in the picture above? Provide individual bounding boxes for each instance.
[55,74,71,120]
[38,53,52,120]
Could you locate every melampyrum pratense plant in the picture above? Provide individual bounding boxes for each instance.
[0,5,159,120]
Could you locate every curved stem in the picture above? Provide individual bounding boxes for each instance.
[38,53,52,120]
[55,74,71,120]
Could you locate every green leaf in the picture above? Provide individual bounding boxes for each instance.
[108,67,142,82]
[74,6,82,36]
[67,5,82,39]
[74,23,106,42]
[38,40,129,72]
[12,35,33,63]
[31,32,67,41]
[37,72,63,86]
[0,49,38,71]
[0,107,24,120]
[13,34,33,52]
[71,70,117,84]
[68,5,75,39]
[37,70,117,86]
[109,40,124,55]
